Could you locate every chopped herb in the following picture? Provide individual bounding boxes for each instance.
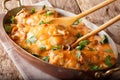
[104,49,113,53]
[42,5,46,10]
[73,19,82,25]
[52,45,61,50]
[73,20,79,25]
[40,46,46,51]
[44,11,53,16]
[42,56,49,62]
[76,32,82,38]
[26,35,36,44]
[10,16,15,24]
[76,45,84,50]
[32,54,40,58]
[31,8,35,13]
[39,21,44,25]
[39,21,50,25]
[76,40,90,50]
[105,55,112,67]
[46,11,53,15]
[88,47,97,51]
[80,40,90,45]
[6,19,11,23]
[76,51,81,59]
[90,65,99,70]
[4,25,12,33]
[100,35,108,44]
[6,16,15,23]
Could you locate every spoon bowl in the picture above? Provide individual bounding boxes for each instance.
[50,0,117,27]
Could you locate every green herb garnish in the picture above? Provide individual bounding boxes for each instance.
[42,56,49,62]
[90,65,99,70]
[100,35,108,44]
[32,54,40,58]
[105,55,112,67]
[6,16,15,23]
[40,46,46,51]
[42,5,46,10]
[39,21,44,25]
[4,25,12,33]
[76,40,90,50]
[73,19,82,25]
[26,35,36,44]
[76,32,82,38]
[10,16,15,24]
[104,49,113,53]
[39,21,50,25]
[76,51,81,59]
[52,45,61,50]
[46,11,53,15]
[44,11,53,16]
[88,47,97,51]
[31,8,35,13]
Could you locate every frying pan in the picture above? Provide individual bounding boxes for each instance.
[1,0,120,80]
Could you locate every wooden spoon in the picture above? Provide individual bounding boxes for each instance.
[71,14,120,48]
[50,0,116,27]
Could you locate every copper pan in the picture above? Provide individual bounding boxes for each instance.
[0,0,120,80]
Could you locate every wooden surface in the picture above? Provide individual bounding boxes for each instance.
[0,0,120,80]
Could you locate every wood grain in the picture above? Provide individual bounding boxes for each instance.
[0,44,23,80]
[0,0,23,79]
[48,0,81,14]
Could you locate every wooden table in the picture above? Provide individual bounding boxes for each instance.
[0,0,120,80]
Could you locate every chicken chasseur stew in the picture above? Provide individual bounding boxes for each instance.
[4,7,116,71]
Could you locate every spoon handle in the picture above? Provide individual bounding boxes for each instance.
[74,0,117,21]
[71,15,120,48]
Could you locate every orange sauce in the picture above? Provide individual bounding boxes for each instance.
[6,8,116,70]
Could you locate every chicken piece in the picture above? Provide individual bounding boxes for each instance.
[15,9,31,24]
[49,50,64,66]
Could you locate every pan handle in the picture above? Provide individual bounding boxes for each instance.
[2,0,22,12]
[95,66,120,78]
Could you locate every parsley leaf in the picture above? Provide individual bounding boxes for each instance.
[42,5,46,10]
[40,46,46,51]
[46,11,53,15]
[42,56,49,62]
[44,11,53,16]
[10,16,15,24]
[73,19,82,25]
[76,32,82,38]
[31,8,35,13]
[76,40,90,50]
[100,35,108,44]
[88,47,97,51]
[6,16,15,24]
[104,49,113,53]
[26,35,36,44]
[39,21,44,25]
[90,65,99,70]
[39,21,50,25]
[105,55,112,67]
[52,45,61,50]
[4,25,12,33]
